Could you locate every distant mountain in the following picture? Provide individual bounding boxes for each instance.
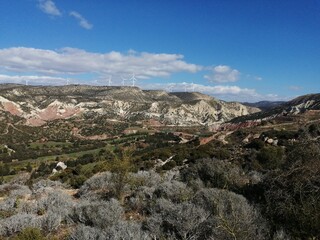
[231,93,320,123]
[284,94,320,112]
[0,85,260,127]
[242,101,285,111]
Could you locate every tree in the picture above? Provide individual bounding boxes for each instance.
[109,148,135,201]
[26,163,32,173]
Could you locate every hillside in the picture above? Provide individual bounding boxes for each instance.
[231,93,320,124]
[0,88,319,239]
[0,98,319,239]
[0,84,259,127]
[242,101,285,111]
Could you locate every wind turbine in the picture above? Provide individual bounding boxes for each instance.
[66,78,70,85]
[166,84,175,92]
[182,82,187,92]
[107,76,112,86]
[130,73,137,87]
[121,76,127,86]
[25,79,28,86]
[191,81,195,92]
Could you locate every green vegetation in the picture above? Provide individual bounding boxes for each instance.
[256,146,285,169]
[11,227,45,240]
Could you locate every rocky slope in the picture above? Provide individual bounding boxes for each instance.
[242,101,285,111]
[231,93,320,124]
[0,84,260,127]
[283,94,320,114]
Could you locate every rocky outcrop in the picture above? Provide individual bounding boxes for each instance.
[231,93,320,125]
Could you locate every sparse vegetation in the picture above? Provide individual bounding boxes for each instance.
[0,86,320,239]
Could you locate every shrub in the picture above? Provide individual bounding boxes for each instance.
[193,188,268,240]
[197,141,231,160]
[70,199,123,229]
[41,210,62,232]
[128,170,162,189]
[0,213,41,236]
[245,139,264,150]
[31,180,65,194]
[106,221,149,240]
[69,175,87,189]
[144,198,209,239]
[263,156,320,238]
[26,163,33,173]
[0,197,17,212]
[257,146,285,169]
[69,224,106,240]
[37,190,73,218]
[160,160,176,170]
[0,184,31,198]
[77,172,115,200]
[126,191,151,214]
[11,227,44,240]
[180,158,250,190]
[307,123,320,138]
[153,180,193,203]
[272,229,291,240]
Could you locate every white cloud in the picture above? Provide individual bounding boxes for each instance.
[289,85,302,91]
[0,47,201,79]
[38,0,61,16]
[0,74,71,85]
[204,65,240,83]
[70,11,93,30]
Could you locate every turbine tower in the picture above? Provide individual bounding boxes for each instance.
[121,76,127,86]
[191,81,195,92]
[25,79,28,86]
[130,73,137,87]
[107,76,112,86]
[66,78,70,85]
[182,82,187,92]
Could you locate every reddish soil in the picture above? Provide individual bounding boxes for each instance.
[2,102,22,116]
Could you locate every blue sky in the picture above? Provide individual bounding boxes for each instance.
[0,0,319,102]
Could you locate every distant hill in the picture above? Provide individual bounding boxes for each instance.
[0,84,259,127]
[242,101,285,111]
[231,93,320,123]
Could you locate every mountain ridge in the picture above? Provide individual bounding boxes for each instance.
[230,93,320,124]
[0,84,260,127]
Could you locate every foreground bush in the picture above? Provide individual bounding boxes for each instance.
[11,227,44,240]
[263,156,320,238]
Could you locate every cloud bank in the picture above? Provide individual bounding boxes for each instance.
[0,74,69,85]
[0,47,201,78]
